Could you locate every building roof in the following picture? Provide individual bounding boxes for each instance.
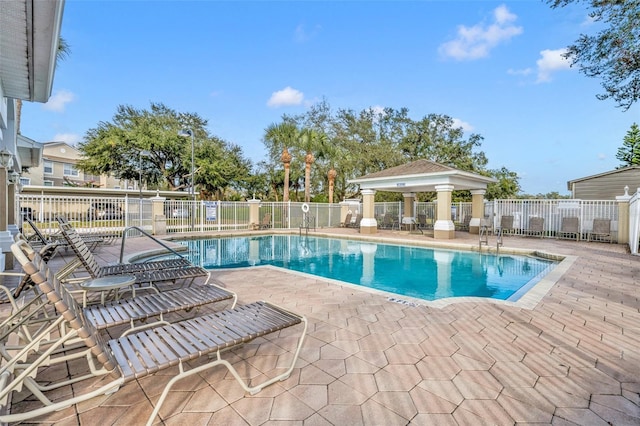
[349,159,496,193]
[566,166,640,190]
[357,159,456,179]
[17,135,43,168]
[0,0,65,102]
[43,143,81,162]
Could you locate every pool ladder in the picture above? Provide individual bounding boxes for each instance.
[479,225,502,255]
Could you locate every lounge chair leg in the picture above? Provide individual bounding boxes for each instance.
[146,317,307,426]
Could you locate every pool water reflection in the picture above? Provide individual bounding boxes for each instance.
[177,235,557,302]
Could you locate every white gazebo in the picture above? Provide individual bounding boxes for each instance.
[349,159,497,239]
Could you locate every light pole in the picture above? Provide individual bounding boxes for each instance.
[138,150,151,227]
[178,129,196,230]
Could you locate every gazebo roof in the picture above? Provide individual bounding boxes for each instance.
[349,159,496,192]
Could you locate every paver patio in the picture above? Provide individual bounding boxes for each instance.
[2,229,639,425]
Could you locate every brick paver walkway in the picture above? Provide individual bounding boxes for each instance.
[3,229,639,425]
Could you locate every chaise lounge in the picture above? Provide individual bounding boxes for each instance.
[13,239,237,333]
[22,216,108,253]
[56,216,210,294]
[1,244,307,425]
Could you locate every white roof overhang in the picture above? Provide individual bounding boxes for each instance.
[350,169,497,193]
[16,134,43,169]
[0,0,65,102]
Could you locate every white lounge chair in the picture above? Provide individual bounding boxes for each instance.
[1,244,307,425]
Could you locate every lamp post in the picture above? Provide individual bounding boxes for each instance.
[138,150,151,227]
[178,129,196,230]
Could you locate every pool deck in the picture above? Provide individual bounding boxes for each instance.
[2,229,640,425]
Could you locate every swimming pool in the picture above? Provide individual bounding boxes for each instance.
[175,235,558,302]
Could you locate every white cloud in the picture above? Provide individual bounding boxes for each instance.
[53,133,82,145]
[42,90,76,112]
[267,86,304,108]
[597,153,606,161]
[438,4,523,61]
[536,48,571,83]
[452,118,474,132]
[370,105,385,116]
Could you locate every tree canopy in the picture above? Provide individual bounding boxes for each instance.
[549,0,640,110]
[76,100,519,202]
[76,103,250,199]
[616,122,640,167]
[261,99,520,201]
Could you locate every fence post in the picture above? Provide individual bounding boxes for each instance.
[151,196,166,235]
[248,199,260,230]
[124,194,130,228]
[616,186,632,245]
[216,200,221,232]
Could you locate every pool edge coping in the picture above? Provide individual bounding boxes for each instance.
[164,230,578,311]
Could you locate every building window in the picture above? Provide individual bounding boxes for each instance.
[19,177,30,186]
[43,160,53,175]
[43,180,54,187]
[63,163,79,177]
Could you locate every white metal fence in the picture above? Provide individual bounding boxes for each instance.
[15,194,628,245]
[486,199,619,240]
[18,194,150,238]
[628,191,640,254]
[258,202,343,230]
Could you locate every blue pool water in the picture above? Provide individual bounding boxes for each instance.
[176,235,557,302]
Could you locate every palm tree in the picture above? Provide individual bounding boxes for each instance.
[16,37,70,134]
[327,168,337,204]
[280,147,292,202]
[298,128,327,203]
[315,134,341,203]
[264,122,299,202]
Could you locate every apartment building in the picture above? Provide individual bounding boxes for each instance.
[21,142,122,188]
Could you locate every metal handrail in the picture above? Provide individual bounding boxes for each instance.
[496,227,503,254]
[119,226,185,264]
[479,225,489,251]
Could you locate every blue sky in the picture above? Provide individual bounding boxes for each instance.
[21,0,639,196]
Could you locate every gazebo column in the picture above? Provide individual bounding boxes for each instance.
[434,184,455,239]
[403,193,415,227]
[360,189,378,234]
[468,189,486,235]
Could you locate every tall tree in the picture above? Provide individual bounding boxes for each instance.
[399,113,488,171]
[264,122,299,201]
[298,128,327,203]
[549,0,640,110]
[616,122,640,167]
[264,101,520,202]
[77,102,250,199]
[484,167,521,200]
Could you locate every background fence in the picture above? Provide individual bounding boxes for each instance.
[486,199,619,240]
[16,194,637,250]
[629,191,640,254]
